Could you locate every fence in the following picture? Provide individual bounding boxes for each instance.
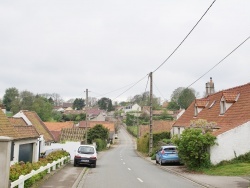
[10,156,70,188]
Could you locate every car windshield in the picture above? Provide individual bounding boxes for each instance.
[163,147,177,153]
[78,146,95,154]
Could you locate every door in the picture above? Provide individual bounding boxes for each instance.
[19,143,33,163]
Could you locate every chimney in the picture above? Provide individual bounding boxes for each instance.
[205,77,215,97]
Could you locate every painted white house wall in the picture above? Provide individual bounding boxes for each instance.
[11,138,39,166]
[124,104,141,114]
[170,126,185,138]
[210,121,250,165]
[43,141,82,160]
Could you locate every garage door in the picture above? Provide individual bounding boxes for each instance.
[19,143,33,163]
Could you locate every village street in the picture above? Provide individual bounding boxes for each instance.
[39,126,250,188]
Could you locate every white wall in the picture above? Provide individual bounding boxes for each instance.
[43,141,82,160]
[210,121,250,165]
[11,138,38,166]
[171,126,185,138]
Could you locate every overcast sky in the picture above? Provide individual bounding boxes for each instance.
[0,0,249,103]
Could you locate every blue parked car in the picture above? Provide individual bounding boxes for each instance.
[155,145,180,165]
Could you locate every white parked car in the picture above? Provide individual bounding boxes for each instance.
[74,145,97,168]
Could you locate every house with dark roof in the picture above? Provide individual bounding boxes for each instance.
[0,109,40,165]
[172,82,250,164]
[13,110,55,153]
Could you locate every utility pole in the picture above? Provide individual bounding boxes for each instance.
[85,89,89,144]
[149,72,153,155]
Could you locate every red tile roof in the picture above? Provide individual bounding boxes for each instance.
[79,121,115,132]
[0,109,39,140]
[44,121,74,131]
[0,109,19,138]
[8,117,28,126]
[173,83,250,136]
[21,111,54,142]
[139,120,174,136]
[195,99,209,108]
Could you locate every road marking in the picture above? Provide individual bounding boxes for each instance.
[128,168,131,171]
[137,178,143,183]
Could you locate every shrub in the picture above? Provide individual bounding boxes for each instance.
[94,138,107,151]
[173,128,216,169]
[10,150,70,186]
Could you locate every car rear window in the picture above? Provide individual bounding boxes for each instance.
[164,147,177,152]
[78,146,95,154]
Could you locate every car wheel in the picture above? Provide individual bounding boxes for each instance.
[74,160,77,167]
[160,159,163,166]
[92,162,96,168]
[156,159,158,164]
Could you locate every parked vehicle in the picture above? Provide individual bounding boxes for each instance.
[155,145,180,165]
[74,145,97,168]
[40,148,63,158]
[114,134,118,139]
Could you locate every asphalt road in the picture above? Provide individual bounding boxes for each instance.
[77,126,203,188]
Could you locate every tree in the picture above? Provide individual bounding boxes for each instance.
[32,96,53,121]
[173,119,217,169]
[20,90,35,110]
[73,98,85,110]
[98,97,112,110]
[107,99,114,112]
[178,88,196,109]
[3,87,19,111]
[131,91,161,110]
[87,124,109,144]
[167,101,180,111]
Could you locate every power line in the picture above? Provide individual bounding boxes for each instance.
[144,75,150,93]
[153,81,166,101]
[187,35,250,88]
[153,0,217,73]
[112,74,149,101]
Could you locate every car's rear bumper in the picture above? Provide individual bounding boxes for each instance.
[162,157,180,164]
[74,157,97,165]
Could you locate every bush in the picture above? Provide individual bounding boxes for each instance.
[173,128,216,169]
[10,150,70,187]
[94,138,107,151]
[137,131,170,156]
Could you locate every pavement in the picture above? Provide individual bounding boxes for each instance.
[140,153,250,188]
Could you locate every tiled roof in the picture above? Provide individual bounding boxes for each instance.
[60,128,85,142]
[44,121,74,131]
[139,120,174,136]
[195,99,209,108]
[13,126,39,139]
[50,131,61,142]
[0,109,39,140]
[173,83,250,136]
[63,110,85,115]
[79,121,115,132]
[222,91,238,102]
[8,117,28,126]
[22,111,54,142]
[0,108,19,138]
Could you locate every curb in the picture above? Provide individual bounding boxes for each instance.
[135,150,213,188]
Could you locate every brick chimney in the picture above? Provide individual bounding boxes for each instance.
[205,77,215,97]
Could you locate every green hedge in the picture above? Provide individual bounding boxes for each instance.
[137,131,170,156]
[10,150,70,188]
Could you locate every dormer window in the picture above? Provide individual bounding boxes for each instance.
[220,91,239,115]
[194,99,209,117]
